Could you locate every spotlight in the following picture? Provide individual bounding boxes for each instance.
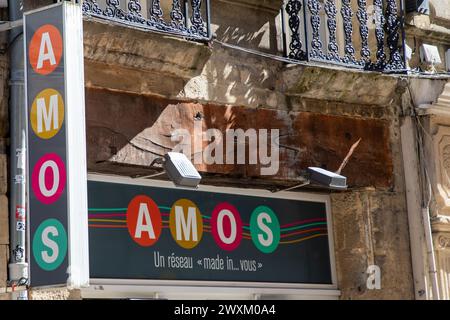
[163,152,202,188]
[307,167,347,190]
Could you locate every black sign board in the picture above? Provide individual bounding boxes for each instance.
[88,177,335,285]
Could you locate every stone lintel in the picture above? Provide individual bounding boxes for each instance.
[282,64,406,107]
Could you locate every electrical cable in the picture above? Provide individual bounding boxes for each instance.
[213,39,450,78]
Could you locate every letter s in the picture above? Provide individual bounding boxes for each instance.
[41,226,59,264]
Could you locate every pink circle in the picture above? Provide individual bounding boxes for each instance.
[211,202,242,251]
[32,153,66,205]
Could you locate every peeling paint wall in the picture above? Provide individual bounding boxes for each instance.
[86,88,394,188]
[82,15,415,299]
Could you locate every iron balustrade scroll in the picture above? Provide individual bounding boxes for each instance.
[283,0,406,72]
[82,0,211,40]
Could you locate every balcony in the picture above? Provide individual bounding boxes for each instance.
[82,0,211,40]
[82,0,406,73]
[283,0,406,71]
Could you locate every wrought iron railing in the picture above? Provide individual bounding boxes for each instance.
[82,0,211,40]
[283,0,406,72]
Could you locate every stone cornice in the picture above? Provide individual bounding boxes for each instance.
[435,234,450,250]
[283,64,405,107]
[434,82,450,109]
[83,19,212,81]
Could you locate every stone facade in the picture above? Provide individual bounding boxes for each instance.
[82,2,414,300]
[416,81,450,299]
[404,1,450,299]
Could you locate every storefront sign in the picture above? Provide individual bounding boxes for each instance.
[25,2,89,287]
[88,176,334,285]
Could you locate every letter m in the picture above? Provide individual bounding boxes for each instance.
[175,206,198,241]
[37,95,59,133]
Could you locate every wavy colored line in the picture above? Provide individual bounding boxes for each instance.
[88,214,126,218]
[89,224,128,228]
[280,218,326,228]
[87,217,326,230]
[89,205,172,212]
[279,233,327,244]
[280,222,327,232]
[88,209,326,231]
[280,228,327,239]
[89,219,126,223]
[88,225,326,244]
[240,221,326,232]
[89,208,127,212]
[88,218,326,238]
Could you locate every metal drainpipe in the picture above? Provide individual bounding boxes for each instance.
[7,0,28,300]
[422,166,440,300]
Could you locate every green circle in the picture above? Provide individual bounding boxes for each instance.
[250,206,280,253]
[32,218,67,271]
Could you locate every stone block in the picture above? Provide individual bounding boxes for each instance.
[0,245,8,289]
[0,153,7,195]
[0,195,8,245]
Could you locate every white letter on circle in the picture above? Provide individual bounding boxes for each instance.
[38,160,59,197]
[41,226,59,264]
[37,32,56,69]
[217,209,236,245]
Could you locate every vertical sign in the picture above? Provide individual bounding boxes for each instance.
[25,2,89,287]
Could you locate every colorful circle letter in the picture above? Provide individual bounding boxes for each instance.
[169,199,203,249]
[127,195,162,247]
[211,202,242,251]
[31,153,66,205]
[30,88,64,139]
[32,218,67,271]
[29,24,63,75]
[250,206,280,253]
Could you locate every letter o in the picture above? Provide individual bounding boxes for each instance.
[32,153,66,204]
[38,160,59,197]
[211,202,242,251]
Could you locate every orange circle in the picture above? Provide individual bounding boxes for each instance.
[169,199,203,249]
[29,24,63,75]
[126,195,162,247]
[30,88,64,139]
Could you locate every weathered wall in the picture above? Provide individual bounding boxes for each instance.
[29,288,81,300]
[83,14,415,299]
[86,88,393,188]
[331,190,413,299]
[0,0,421,300]
[286,67,414,299]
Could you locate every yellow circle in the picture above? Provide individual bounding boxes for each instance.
[30,88,64,139]
[169,199,203,249]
